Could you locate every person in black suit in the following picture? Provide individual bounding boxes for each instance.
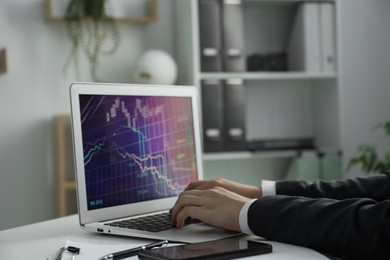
[170,172,390,259]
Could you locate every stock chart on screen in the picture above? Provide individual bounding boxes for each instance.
[79,94,198,210]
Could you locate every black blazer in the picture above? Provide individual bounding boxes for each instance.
[247,172,390,259]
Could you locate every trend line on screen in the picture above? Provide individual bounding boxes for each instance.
[84,137,106,164]
[114,144,186,195]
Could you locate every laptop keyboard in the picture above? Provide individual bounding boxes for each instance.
[104,212,201,232]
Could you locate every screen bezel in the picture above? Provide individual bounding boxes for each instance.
[70,82,204,225]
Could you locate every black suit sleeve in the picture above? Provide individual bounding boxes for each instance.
[247,173,390,260]
[276,173,390,201]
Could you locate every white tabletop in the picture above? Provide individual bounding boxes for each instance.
[0,215,329,259]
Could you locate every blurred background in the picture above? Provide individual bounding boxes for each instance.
[0,0,389,231]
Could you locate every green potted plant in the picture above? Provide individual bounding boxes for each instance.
[348,121,390,174]
[62,0,121,81]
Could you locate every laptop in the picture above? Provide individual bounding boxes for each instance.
[69,82,239,243]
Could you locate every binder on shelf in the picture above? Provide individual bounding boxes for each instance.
[288,2,321,72]
[224,78,246,151]
[320,2,336,73]
[0,48,7,73]
[201,79,225,152]
[198,0,223,72]
[221,0,246,72]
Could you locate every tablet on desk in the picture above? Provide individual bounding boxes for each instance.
[138,236,272,260]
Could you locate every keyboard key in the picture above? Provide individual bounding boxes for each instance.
[104,212,201,232]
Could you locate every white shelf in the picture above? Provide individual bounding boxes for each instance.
[203,150,297,161]
[202,146,341,161]
[200,72,337,81]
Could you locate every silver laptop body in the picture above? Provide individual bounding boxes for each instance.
[70,82,238,243]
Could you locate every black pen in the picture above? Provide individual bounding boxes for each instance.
[97,240,168,260]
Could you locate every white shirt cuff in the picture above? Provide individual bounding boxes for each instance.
[239,199,256,235]
[261,180,276,196]
[239,181,276,235]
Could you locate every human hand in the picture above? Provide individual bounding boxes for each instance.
[184,178,262,199]
[170,186,251,232]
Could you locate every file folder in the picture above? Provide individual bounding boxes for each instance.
[320,2,337,72]
[221,0,246,72]
[201,79,225,152]
[224,78,246,151]
[198,0,223,72]
[288,2,321,72]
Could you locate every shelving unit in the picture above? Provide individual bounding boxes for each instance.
[175,0,341,181]
[201,71,337,81]
[203,150,297,161]
[44,0,157,24]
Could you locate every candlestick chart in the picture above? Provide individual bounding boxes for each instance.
[79,94,198,210]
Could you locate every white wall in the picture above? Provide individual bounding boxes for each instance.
[337,0,390,177]
[0,0,174,230]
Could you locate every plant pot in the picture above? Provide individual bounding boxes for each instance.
[83,0,94,17]
[83,0,105,19]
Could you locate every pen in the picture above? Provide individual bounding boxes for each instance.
[97,240,168,260]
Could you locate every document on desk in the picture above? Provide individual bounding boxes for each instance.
[64,240,146,260]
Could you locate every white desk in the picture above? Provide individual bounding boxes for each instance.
[0,215,329,259]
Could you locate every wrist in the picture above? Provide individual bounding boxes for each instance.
[246,186,262,198]
[242,183,262,198]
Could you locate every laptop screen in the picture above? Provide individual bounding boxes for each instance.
[79,94,198,211]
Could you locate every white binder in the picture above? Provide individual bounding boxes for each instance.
[221,0,246,72]
[320,2,337,73]
[288,2,321,72]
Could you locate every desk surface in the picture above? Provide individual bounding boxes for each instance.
[0,215,329,259]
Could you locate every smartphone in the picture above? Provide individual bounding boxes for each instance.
[138,236,272,260]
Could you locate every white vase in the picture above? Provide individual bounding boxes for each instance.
[133,49,178,85]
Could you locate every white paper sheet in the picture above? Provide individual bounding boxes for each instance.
[63,240,145,260]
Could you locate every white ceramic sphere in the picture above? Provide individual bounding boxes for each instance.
[133,49,178,85]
